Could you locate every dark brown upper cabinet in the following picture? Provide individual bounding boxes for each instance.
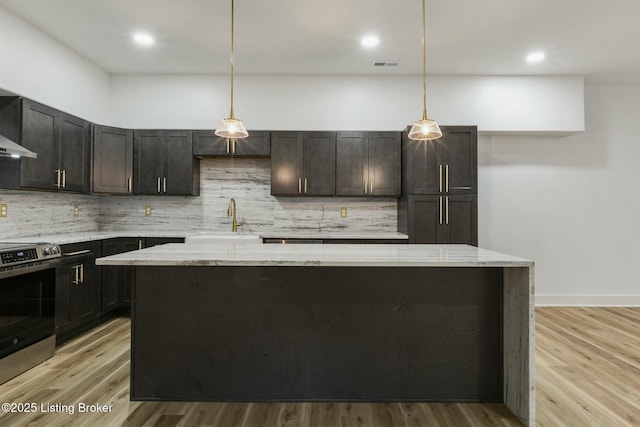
[270,131,336,196]
[404,125,477,195]
[336,131,401,197]
[133,130,200,196]
[0,97,91,192]
[193,130,270,157]
[92,125,134,194]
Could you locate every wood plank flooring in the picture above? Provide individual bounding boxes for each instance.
[0,307,638,426]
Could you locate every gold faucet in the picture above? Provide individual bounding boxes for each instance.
[227,198,243,232]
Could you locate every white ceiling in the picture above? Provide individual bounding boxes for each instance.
[2,0,640,83]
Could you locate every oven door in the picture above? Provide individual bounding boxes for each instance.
[0,263,55,359]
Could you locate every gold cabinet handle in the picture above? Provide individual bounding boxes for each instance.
[80,264,84,284]
[298,178,302,193]
[138,239,143,250]
[157,177,161,193]
[304,178,308,194]
[446,165,449,193]
[62,169,66,188]
[439,196,443,225]
[446,196,449,225]
[439,165,443,193]
[163,177,167,193]
[55,169,61,188]
[232,138,236,154]
[226,139,230,154]
[73,265,79,285]
[127,177,133,193]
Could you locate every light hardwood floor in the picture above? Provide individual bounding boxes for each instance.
[0,307,638,426]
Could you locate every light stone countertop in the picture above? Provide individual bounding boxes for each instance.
[3,231,408,245]
[96,243,533,268]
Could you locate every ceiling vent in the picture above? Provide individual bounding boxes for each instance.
[374,61,399,67]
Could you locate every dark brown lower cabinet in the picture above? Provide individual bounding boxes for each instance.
[55,242,101,343]
[407,195,477,245]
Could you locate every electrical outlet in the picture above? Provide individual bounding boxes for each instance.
[73,205,79,217]
[145,205,153,216]
[340,207,347,218]
[0,204,7,218]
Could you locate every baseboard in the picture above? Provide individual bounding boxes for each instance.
[536,294,640,307]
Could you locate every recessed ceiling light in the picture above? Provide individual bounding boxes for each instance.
[361,35,380,48]
[526,51,545,63]
[133,32,155,46]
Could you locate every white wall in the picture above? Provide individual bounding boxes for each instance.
[479,84,640,305]
[0,5,110,123]
[110,74,584,133]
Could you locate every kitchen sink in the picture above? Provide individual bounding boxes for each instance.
[185,233,262,244]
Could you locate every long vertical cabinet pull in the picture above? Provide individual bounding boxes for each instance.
[298,178,302,193]
[446,196,449,225]
[439,196,443,225]
[445,165,449,193]
[127,177,133,193]
[364,180,368,194]
[439,165,443,193]
[80,264,84,284]
[62,170,66,188]
[163,177,167,193]
[138,239,143,250]
[304,178,308,194]
[55,169,61,188]
[157,177,161,193]
[226,139,230,154]
[232,139,236,154]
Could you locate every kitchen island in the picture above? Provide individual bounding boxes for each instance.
[97,243,534,426]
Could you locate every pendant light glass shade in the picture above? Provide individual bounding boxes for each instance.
[408,0,441,141]
[215,0,248,139]
[215,117,248,138]
[408,118,442,140]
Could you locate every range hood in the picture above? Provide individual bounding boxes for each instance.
[0,134,37,159]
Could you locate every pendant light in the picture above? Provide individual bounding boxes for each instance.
[408,0,442,141]
[215,0,249,138]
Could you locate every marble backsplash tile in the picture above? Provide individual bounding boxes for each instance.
[0,190,99,239]
[1,159,397,238]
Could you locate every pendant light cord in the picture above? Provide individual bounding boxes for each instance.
[422,0,428,121]
[230,0,235,119]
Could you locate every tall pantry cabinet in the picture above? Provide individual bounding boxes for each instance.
[398,126,478,245]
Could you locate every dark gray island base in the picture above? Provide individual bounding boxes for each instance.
[97,243,534,426]
[133,266,502,402]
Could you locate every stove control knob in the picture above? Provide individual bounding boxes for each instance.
[43,247,51,255]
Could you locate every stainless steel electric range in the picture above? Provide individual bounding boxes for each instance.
[0,242,61,384]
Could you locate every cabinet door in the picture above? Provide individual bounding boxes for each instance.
[134,131,164,194]
[404,135,440,194]
[93,125,133,194]
[19,99,60,190]
[76,260,100,324]
[234,131,270,157]
[193,131,229,156]
[302,132,335,196]
[407,195,444,244]
[101,239,121,313]
[368,132,400,196]
[441,126,477,194]
[443,195,478,246]
[163,131,194,195]
[55,265,74,335]
[58,113,91,193]
[336,132,368,196]
[271,132,303,195]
